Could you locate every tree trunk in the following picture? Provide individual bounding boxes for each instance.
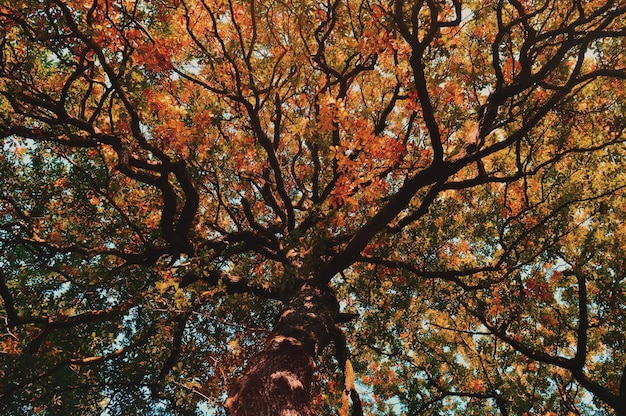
[225,283,339,415]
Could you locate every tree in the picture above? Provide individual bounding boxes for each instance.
[1,0,625,414]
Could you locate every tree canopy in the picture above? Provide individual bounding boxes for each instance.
[1,0,626,414]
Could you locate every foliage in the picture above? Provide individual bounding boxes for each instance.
[1,0,626,414]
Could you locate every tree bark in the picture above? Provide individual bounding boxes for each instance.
[617,364,626,416]
[225,283,339,415]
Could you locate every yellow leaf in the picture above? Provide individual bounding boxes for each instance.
[344,359,355,391]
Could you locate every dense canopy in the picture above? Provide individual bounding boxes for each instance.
[1,0,626,414]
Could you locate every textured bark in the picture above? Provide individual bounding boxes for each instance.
[617,364,626,416]
[225,283,339,415]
